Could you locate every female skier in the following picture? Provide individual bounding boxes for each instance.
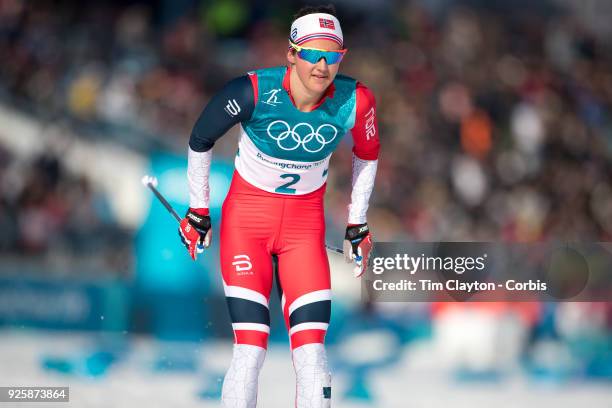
[179,5,380,407]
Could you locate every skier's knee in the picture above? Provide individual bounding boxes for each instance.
[221,344,266,408]
[293,343,332,408]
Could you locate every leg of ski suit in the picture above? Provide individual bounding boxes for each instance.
[220,172,332,407]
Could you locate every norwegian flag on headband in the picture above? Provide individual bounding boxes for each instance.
[319,18,335,29]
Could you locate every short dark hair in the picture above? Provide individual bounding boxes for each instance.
[293,4,337,20]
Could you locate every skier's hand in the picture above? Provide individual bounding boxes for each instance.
[343,223,373,278]
[178,208,212,260]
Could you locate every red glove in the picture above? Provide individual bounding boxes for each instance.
[343,223,373,278]
[178,208,212,260]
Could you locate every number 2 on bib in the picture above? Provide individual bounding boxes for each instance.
[275,173,301,194]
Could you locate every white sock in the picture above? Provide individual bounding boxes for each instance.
[292,343,332,408]
[222,344,266,408]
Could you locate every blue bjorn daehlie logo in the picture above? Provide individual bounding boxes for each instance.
[291,28,298,40]
[262,89,283,106]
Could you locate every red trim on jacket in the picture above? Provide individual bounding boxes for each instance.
[247,71,258,105]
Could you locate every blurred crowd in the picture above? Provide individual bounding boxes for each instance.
[1,0,612,247]
[0,143,131,272]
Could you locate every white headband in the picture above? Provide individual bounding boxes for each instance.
[290,13,343,47]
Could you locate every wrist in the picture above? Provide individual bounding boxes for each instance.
[190,208,210,216]
[186,208,211,230]
[345,223,369,240]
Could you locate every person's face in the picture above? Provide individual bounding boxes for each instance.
[287,39,343,95]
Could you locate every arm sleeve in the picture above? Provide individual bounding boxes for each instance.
[347,82,380,224]
[188,74,256,209]
[188,147,212,209]
[188,74,256,152]
[350,82,380,160]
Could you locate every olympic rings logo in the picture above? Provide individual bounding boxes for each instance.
[266,120,338,153]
